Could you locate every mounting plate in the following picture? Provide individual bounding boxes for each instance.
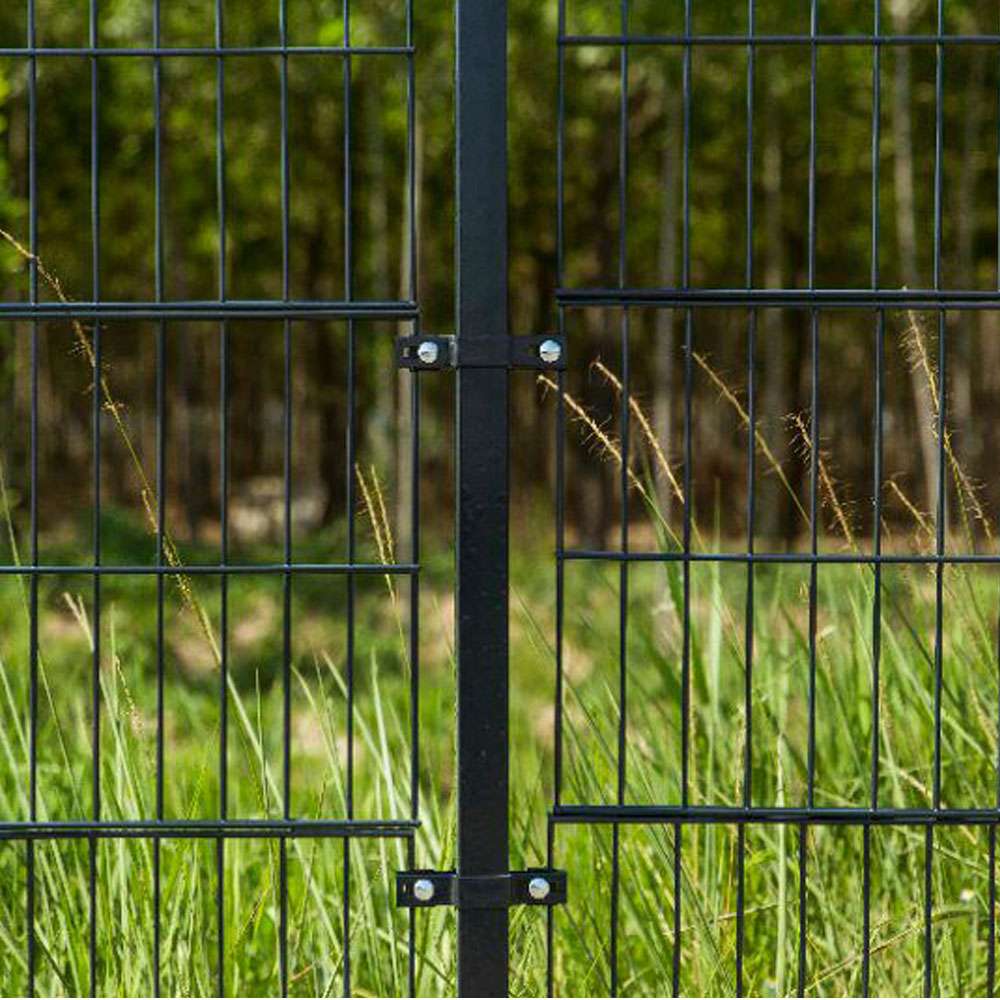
[396,334,566,371]
[396,868,568,909]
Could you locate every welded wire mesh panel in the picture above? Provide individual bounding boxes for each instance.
[549,0,1000,995]
[0,1,421,995]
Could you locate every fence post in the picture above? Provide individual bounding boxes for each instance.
[455,0,510,995]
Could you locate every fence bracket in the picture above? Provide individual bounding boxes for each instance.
[396,334,565,371]
[395,868,567,909]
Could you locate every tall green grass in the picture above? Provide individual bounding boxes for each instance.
[2,544,997,995]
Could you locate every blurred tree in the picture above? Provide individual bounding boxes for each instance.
[0,0,997,548]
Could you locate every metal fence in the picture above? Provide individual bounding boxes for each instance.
[5,0,1000,997]
[550,1,1000,998]
[5,0,421,996]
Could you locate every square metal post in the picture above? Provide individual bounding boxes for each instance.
[455,0,510,994]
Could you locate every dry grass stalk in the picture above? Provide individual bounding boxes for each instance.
[356,462,412,666]
[691,352,811,528]
[540,371,707,551]
[537,373,660,512]
[356,462,397,604]
[589,359,684,505]
[546,337,997,559]
[788,412,857,550]
[886,479,935,553]
[0,226,219,662]
[903,310,993,544]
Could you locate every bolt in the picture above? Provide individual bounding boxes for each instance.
[528,876,551,901]
[416,340,439,365]
[413,878,436,903]
[538,338,562,365]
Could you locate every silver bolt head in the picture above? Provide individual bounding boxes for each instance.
[413,878,436,903]
[416,340,440,365]
[538,338,562,365]
[528,876,551,901]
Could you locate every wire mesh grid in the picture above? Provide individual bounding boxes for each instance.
[548,0,1000,996]
[3,0,421,995]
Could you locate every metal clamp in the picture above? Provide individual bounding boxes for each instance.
[396,868,567,909]
[396,334,565,371]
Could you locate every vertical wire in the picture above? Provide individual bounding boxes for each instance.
[405,0,417,316]
[152,0,167,993]
[218,322,229,998]
[549,1,568,992]
[924,815,935,997]
[609,2,629,994]
[993,480,1000,997]
[992,39,1000,996]
[864,3,883,994]
[280,320,291,1000]
[927,1,946,994]
[26,0,38,990]
[279,0,291,993]
[404,0,419,993]
[89,0,101,991]
[799,2,820,994]
[737,1,757,994]
[991,820,997,998]
[342,1,355,992]
[214,0,228,991]
[153,245,166,1000]
[152,2,167,982]
[674,0,693,992]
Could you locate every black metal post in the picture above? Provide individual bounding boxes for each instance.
[455,0,509,995]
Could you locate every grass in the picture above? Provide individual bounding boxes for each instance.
[0,270,997,994]
[0,521,997,996]
[1,490,999,997]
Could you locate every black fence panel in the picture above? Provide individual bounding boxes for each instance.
[3,0,421,996]
[549,1,1000,997]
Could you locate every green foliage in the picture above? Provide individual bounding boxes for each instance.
[1,2,998,541]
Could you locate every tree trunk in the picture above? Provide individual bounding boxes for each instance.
[654,86,680,521]
[580,136,622,547]
[891,0,938,516]
[309,226,347,526]
[953,47,986,482]
[396,112,423,551]
[761,80,790,541]
[364,68,395,522]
